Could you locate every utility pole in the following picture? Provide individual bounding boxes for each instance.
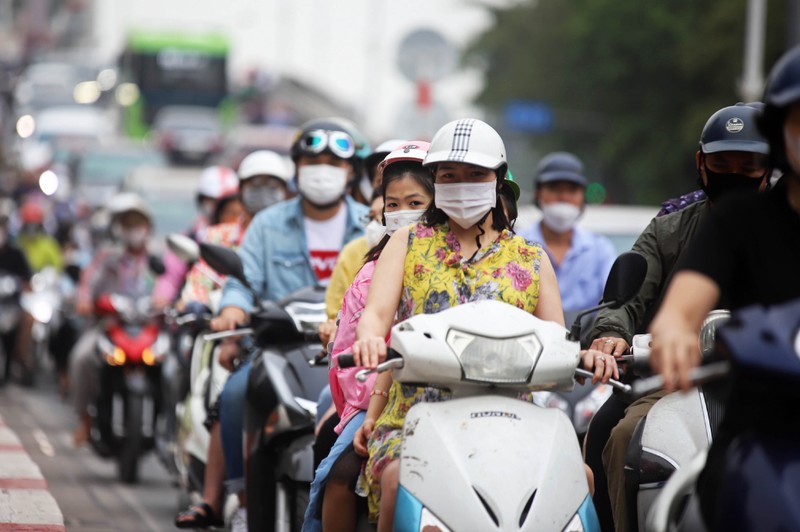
[739,0,767,102]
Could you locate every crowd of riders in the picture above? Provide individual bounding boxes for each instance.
[2,43,800,532]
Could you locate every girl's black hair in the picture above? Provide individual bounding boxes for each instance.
[211,195,240,226]
[364,161,434,264]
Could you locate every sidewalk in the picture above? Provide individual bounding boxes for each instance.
[0,413,65,532]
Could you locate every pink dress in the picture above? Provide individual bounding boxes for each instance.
[329,260,382,434]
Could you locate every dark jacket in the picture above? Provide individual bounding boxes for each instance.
[590,199,708,342]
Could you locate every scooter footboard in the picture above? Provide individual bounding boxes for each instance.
[398,396,591,531]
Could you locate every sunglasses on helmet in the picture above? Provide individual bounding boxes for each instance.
[298,129,356,160]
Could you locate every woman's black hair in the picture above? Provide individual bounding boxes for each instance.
[498,181,518,231]
[363,161,434,263]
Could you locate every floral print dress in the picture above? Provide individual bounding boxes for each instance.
[361,222,544,520]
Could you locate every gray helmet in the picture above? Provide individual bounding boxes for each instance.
[536,152,587,187]
[700,103,769,155]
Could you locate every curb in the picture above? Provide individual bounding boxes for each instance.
[0,415,65,532]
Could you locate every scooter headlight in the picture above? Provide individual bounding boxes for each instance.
[447,329,540,384]
[284,301,326,333]
[143,331,171,365]
[27,298,53,324]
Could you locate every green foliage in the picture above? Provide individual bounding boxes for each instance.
[467,0,789,204]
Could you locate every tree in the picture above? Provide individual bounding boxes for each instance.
[467,0,789,204]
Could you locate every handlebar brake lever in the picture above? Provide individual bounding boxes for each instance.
[203,328,254,342]
[355,358,404,383]
[574,368,631,393]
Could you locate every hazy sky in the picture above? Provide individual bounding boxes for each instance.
[94,0,503,140]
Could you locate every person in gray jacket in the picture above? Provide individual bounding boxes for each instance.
[583,102,772,532]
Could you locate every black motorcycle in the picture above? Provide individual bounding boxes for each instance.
[198,243,328,531]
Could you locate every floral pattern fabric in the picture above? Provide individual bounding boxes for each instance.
[360,223,543,520]
[179,221,244,306]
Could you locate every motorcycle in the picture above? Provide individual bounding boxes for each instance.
[197,242,328,532]
[89,293,171,483]
[640,299,800,531]
[620,310,730,532]
[162,233,232,509]
[0,271,23,384]
[337,251,647,531]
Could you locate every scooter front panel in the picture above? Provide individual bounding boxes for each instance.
[398,395,589,531]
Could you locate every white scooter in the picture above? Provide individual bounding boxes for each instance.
[165,234,235,514]
[620,310,730,532]
[341,252,647,531]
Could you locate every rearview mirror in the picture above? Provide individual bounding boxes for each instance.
[166,233,200,264]
[602,252,648,308]
[199,243,249,289]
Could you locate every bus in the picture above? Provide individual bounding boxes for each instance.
[119,30,230,138]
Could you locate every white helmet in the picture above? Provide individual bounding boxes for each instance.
[238,150,293,183]
[423,118,506,171]
[197,166,239,199]
[108,192,151,221]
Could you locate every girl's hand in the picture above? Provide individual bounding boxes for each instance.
[352,336,387,369]
[580,349,619,384]
[354,418,375,457]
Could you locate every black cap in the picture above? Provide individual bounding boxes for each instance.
[758,45,800,172]
[700,103,769,155]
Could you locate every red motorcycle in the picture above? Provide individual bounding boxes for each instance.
[89,293,170,483]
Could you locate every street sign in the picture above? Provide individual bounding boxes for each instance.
[396,28,457,83]
[504,100,554,134]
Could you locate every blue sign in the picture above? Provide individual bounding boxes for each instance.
[504,100,553,134]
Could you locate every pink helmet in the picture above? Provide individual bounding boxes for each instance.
[197,166,239,200]
[378,141,431,174]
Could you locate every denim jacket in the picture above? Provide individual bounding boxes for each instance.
[219,196,368,312]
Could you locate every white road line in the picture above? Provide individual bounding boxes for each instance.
[32,429,56,458]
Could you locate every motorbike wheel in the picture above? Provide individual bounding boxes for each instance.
[118,395,144,484]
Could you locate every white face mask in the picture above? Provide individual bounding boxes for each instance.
[784,124,800,175]
[242,184,285,214]
[298,164,348,206]
[384,209,424,235]
[541,202,582,233]
[434,182,496,229]
[121,227,149,249]
[364,219,386,248]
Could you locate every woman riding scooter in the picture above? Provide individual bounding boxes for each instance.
[351,119,617,530]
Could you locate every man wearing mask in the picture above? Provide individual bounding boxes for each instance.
[69,193,161,445]
[584,102,771,532]
[521,152,616,312]
[207,118,368,531]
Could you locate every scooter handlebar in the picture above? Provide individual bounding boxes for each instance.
[337,348,401,369]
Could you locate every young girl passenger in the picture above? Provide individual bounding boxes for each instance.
[302,142,434,532]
